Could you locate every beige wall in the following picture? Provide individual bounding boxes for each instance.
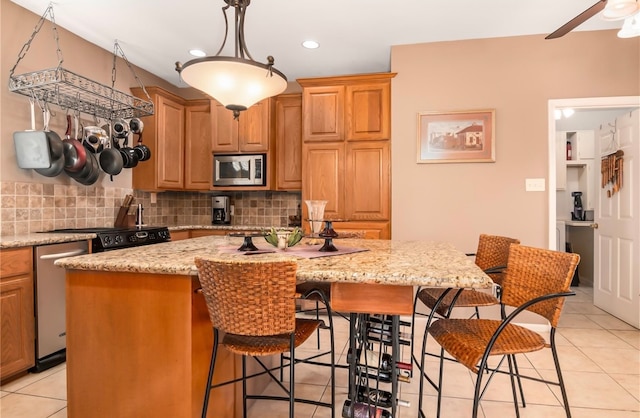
[391,31,639,251]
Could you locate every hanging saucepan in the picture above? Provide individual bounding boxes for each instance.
[82,126,106,153]
[76,148,100,186]
[34,107,65,177]
[132,128,151,162]
[119,132,138,168]
[67,142,95,183]
[63,114,87,173]
[99,124,124,175]
[112,118,129,139]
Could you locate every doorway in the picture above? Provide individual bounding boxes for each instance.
[548,96,640,328]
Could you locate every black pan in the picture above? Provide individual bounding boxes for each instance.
[99,137,123,175]
[34,108,64,177]
[63,115,87,173]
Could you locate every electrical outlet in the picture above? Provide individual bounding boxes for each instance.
[525,178,546,192]
[150,192,157,204]
[230,205,235,216]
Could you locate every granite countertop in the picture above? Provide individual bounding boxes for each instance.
[55,236,492,288]
[0,225,268,249]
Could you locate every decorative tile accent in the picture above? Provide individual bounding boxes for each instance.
[0,181,301,236]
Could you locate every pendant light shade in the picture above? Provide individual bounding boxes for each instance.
[602,0,640,21]
[176,0,287,118]
[618,12,640,37]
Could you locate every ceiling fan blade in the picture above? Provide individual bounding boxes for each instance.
[545,0,607,39]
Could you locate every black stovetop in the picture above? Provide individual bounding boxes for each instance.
[44,226,171,251]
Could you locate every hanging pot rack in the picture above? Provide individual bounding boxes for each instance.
[8,4,153,120]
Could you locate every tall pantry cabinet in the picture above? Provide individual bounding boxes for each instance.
[297,73,395,239]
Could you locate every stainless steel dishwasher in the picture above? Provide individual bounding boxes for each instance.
[33,241,88,372]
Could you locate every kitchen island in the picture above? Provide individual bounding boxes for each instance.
[56,236,491,418]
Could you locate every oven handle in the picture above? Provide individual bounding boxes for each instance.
[39,249,87,260]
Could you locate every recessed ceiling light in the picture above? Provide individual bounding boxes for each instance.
[302,40,319,49]
[189,49,206,57]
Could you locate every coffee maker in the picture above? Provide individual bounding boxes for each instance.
[571,191,584,221]
[212,196,230,224]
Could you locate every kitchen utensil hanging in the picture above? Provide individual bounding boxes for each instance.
[8,4,153,120]
[601,150,624,197]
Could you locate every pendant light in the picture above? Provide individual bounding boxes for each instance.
[175,0,287,119]
[601,0,639,21]
[618,12,640,37]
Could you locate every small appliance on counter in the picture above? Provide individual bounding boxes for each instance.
[571,191,584,221]
[212,196,231,224]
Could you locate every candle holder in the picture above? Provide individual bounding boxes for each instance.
[318,220,339,252]
[228,232,260,251]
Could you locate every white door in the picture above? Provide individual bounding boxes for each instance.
[594,109,639,328]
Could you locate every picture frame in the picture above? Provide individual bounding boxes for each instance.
[417,109,496,163]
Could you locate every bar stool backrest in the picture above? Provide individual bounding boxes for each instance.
[500,244,580,327]
[195,258,298,336]
[475,234,521,285]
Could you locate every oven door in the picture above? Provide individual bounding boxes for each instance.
[213,153,265,186]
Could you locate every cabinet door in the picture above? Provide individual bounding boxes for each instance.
[157,95,185,189]
[185,102,213,190]
[346,82,391,141]
[275,94,302,190]
[576,130,595,160]
[238,99,270,152]
[344,141,390,221]
[211,101,239,152]
[0,247,34,380]
[302,143,345,220]
[302,86,344,142]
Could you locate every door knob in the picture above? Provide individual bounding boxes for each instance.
[590,223,599,229]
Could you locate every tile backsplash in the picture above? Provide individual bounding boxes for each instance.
[0,181,301,236]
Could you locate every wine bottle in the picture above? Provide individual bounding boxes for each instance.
[376,352,413,373]
[367,315,411,328]
[358,366,410,384]
[366,332,411,347]
[367,327,412,340]
[341,399,392,418]
[356,386,411,408]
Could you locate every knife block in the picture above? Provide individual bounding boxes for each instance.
[114,206,130,227]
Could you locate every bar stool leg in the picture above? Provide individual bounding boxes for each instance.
[201,328,219,418]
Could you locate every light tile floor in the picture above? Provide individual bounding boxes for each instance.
[1,286,638,417]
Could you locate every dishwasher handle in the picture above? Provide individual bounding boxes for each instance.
[39,249,87,260]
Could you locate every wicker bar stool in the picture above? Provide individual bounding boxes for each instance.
[422,244,579,418]
[412,234,520,354]
[195,257,336,418]
[413,234,520,415]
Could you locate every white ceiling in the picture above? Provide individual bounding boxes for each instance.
[10,0,624,87]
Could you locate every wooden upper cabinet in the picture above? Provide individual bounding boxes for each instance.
[157,94,186,189]
[346,83,391,141]
[211,101,238,152]
[302,142,345,220]
[344,141,390,220]
[212,99,271,153]
[301,86,344,142]
[275,94,302,190]
[184,100,212,190]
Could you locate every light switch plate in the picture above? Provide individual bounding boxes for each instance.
[525,178,546,192]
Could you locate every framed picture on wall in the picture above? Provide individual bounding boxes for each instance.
[417,109,496,163]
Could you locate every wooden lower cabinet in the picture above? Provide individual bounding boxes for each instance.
[170,230,191,241]
[0,247,35,381]
[66,270,269,418]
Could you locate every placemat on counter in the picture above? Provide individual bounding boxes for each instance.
[218,244,369,259]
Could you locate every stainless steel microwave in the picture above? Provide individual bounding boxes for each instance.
[213,153,266,186]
